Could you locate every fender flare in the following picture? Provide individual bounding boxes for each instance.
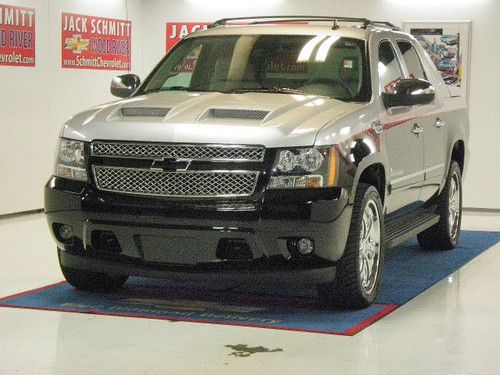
[349,152,388,205]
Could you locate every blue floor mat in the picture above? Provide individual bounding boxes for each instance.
[0,230,498,335]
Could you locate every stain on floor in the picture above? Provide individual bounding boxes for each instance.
[225,344,283,357]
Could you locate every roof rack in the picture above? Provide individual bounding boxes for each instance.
[209,16,400,31]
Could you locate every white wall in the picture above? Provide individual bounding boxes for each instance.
[0,0,498,214]
[141,0,500,210]
[0,0,143,215]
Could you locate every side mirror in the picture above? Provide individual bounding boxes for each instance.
[110,74,141,98]
[382,78,435,108]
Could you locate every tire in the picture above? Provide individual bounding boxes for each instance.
[59,252,128,292]
[317,183,385,309]
[417,161,462,250]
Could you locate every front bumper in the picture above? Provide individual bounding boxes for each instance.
[45,176,352,285]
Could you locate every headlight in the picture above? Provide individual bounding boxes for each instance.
[54,138,88,181]
[269,147,337,189]
[276,148,324,173]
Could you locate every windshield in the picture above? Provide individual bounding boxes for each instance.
[140,34,370,102]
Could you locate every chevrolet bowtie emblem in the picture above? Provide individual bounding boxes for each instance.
[151,158,192,172]
[64,34,90,54]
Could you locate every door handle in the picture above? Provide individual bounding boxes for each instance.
[435,118,445,129]
[371,120,383,134]
[411,123,423,135]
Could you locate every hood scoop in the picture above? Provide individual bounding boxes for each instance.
[205,108,269,121]
[120,107,171,117]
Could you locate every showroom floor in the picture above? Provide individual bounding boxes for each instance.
[0,212,499,374]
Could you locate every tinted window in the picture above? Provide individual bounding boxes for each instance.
[397,41,427,80]
[378,40,402,93]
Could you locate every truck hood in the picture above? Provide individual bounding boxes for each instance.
[63,91,367,147]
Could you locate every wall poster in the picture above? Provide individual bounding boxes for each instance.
[0,4,35,67]
[166,22,209,52]
[403,21,471,99]
[62,12,131,70]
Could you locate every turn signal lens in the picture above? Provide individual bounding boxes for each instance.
[327,147,338,186]
[269,175,323,189]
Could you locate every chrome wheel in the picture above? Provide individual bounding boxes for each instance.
[448,172,461,238]
[359,199,381,295]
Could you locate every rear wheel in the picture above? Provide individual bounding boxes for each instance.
[59,251,128,292]
[317,183,385,309]
[417,161,462,250]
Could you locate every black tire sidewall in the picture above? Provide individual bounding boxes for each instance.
[58,249,128,291]
[443,162,462,247]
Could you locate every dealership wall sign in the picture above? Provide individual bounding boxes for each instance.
[166,22,209,51]
[0,4,35,67]
[62,12,131,70]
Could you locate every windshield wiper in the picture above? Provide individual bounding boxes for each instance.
[223,87,308,95]
[160,86,191,91]
[142,86,309,96]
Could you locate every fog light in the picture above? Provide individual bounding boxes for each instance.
[297,238,314,255]
[53,223,74,244]
[58,224,73,240]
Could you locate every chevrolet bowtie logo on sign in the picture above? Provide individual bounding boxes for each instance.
[151,159,192,172]
[64,34,89,54]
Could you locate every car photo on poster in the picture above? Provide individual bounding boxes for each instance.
[441,34,458,46]
[437,58,457,72]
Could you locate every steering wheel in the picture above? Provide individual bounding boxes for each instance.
[302,78,355,99]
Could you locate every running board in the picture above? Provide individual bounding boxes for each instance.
[385,207,440,248]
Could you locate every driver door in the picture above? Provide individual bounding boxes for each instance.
[377,39,424,214]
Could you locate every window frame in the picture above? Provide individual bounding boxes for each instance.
[395,38,429,81]
[376,38,405,95]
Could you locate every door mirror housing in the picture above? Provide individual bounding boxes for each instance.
[382,78,435,108]
[110,74,141,98]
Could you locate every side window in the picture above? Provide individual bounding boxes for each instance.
[378,40,402,94]
[397,41,427,80]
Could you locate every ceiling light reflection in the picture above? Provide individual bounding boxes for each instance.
[297,35,327,62]
[315,36,340,62]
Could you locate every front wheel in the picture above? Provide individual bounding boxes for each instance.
[59,251,128,292]
[317,183,385,309]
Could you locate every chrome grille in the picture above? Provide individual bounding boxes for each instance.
[91,141,265,162]
[93,166,259,198]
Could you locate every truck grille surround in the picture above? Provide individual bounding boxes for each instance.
[90,142,265,198]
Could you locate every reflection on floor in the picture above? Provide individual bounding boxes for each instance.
[0,212,499,374]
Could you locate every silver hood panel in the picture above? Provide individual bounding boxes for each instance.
[62,92,366,148]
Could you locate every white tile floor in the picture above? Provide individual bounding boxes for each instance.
[0,212,499,374]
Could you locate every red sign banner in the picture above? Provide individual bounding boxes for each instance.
[0,4,35,67]
[61,12,131,70]
[166,22,209,52]
[165,21,309,53]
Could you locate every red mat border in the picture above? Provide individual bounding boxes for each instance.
[0,281,399,336]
